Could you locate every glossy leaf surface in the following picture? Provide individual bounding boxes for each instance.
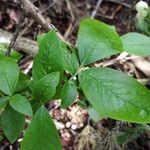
[79,67,150,123]
[21,106,61,150]
[1,105,25,143]
[121,32,150,56]
[62,42,79,75]
[32,30,63,81]
[32,72,60,103]
[9,94,33,116]
[0,57,19,96]
[77,19,123,66]
[61,81,78,108]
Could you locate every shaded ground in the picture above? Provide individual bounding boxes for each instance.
[1,0,150,150]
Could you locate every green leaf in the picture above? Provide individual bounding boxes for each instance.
[121,32,150,56]
[136,19,150,36]
[62,42,79,75]
[9,94,33,116]
[79,67,150,123]
[37,33,46,45]
[77,94,89,108]
[0,96,9,109]
[1,105,25,143]
[0,57,19,96]
[87,106,102,122]
[53,74,68,99]
[30,100,42,114]
[77,18,123,66]
[15,72,31,92]
[52,84,63,99]
[21,106,62,150]
[0,43,22,62]
[9,51,22,62]
[32,72,60,103]
[32,30,64,82]
[61,81,78,108]
[0,43,7,54]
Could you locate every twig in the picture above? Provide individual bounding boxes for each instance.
[105,0,131,8]
[91,0,103,19]
[23,61,33,74]
[65,0,75,21]
[64,21,79,39]
[96,122,125,150]
[20,2,54,37]
[132,57,150,77]
[64,22,73,39]
[19,0,53,31]
[138,78,150,85]
[20,19,34,36]
[6,14,25,56]
[0,29,38,56]
[19,0,69,46]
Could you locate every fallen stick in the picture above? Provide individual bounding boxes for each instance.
[19,0,51,31]
[19,0,69,46]
[91,0,103,19]
[0,29,38,56]
[105,0,131,8]
[132,56,150,77]
[0,0,73,57]
[7,13,25,56]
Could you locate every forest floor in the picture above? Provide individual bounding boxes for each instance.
[1,0,150,150]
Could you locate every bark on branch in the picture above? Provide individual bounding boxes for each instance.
[19,0,66,43]
[20,0,51,31]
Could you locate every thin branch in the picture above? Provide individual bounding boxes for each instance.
[91,0,103,19]
[19,0,69,46]
[106,0,131,8]
[0,29,38,56]
[19,0,52,31]
[65,0,75,21]
[6,14,25,56]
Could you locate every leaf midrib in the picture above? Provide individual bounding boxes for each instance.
[80,72,149,112]
[81,41,98,66]
[64,53,74,73]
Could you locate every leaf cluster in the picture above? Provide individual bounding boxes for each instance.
[0,18,150,149]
